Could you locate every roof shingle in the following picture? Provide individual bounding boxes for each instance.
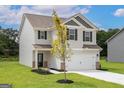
[24,13,66,28]
[33,44,52,48]
[83,44,102,50]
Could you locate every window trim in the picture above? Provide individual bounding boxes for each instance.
[83,31,92,42]
[38,30,47,40]
[68,28,77,40]
[85,32,90,41]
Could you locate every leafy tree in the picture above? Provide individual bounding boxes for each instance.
[0,26,2,30]
[0,33,8,55]
[0,28,19,57]
[51,11,72,82]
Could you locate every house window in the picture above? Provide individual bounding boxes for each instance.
[85,32,90,41]
[67,29,77,40]
[38,30,47,39]
[83,31,92,42]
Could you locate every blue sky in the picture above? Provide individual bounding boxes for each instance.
[0,5,124,30]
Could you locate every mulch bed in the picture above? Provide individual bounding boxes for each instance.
[31,69,53,75]
[56,79,74,84]
[50,68,67,72]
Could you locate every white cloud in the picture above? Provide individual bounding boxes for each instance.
[114,8,124,17]
[31,5,91,17]
[80,8,89,14]
[93,22,102,27]
[0,5,91,25]
[99,27,107,31]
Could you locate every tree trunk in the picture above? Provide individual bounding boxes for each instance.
[63,58,67,81]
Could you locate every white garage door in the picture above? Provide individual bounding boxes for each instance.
[66,53,96,71]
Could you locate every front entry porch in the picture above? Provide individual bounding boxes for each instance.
[32,50,51,69]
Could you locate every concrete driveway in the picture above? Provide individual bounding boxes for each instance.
[70,70,124,85]
[50,69,124,85]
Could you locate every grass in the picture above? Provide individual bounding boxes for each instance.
[0,58,124,88]
[100,58,124,74]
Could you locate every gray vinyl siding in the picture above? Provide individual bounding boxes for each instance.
[107,30,124,62]
[75,16,93,28]
[65,20,79,26]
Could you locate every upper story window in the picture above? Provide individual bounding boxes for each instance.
[83,31,92,42]
[38,30,47,40]
[67,28,77,40]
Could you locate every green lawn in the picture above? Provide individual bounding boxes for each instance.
[0,59,124,88]
[100,58,124,74]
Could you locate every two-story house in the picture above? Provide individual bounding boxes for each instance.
[19,13,101,71]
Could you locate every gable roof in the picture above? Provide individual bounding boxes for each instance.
[24,13,67,28]
[74,16,93,28]
[22,13,98,29]
[65,20,80,26]
[63,13,98,29]
[106,30,124,43]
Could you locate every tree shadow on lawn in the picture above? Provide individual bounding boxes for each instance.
[31,69,53,75]
[100,68,108,71]
[100,67,118,71]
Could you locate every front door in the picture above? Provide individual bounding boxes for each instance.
[38,53,43,67]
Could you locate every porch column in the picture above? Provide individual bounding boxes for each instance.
[35,50,38,69]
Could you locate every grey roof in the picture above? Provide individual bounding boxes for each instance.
[24,13,67,28]
[83,44,102,50]
[33,44,102,49]
[106,30,124,43]
[33,44,52,48]
[23,13,98,30]
[75,16,93,28]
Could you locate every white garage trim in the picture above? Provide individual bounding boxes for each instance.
[65,50,98,71]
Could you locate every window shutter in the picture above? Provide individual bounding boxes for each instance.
[90,32,92,42]
[75,29,77,40]
[83,31,85,41]
[67,28,69,40]
[45,31,47,40]
[38,30,40,39]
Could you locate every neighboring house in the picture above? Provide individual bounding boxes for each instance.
[19,13,101,71]
[106,30,124,62]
